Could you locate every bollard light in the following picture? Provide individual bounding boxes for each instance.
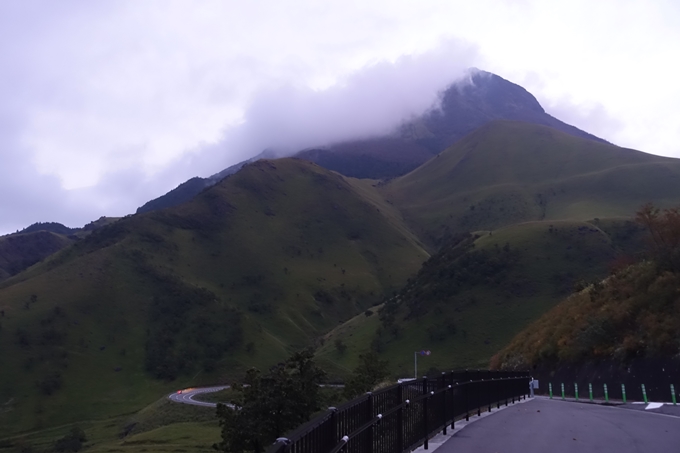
[621,384,627,404]
[672,384,677,406]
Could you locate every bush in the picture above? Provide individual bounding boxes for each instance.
[54,427,86,452]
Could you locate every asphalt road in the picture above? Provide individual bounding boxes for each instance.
[434,397,680,453]
[167,385,229,407]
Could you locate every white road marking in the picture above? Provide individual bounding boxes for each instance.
[645,402,664,410]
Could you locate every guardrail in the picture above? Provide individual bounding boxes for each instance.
[268,370,530,453]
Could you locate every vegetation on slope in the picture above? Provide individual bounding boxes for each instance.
[490,205,680,370]
[316,218,649,377]
[381,120,680,245]
[0,158,428,436]
[0,231,73,282]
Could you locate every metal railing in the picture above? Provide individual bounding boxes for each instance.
[268,370,530,453]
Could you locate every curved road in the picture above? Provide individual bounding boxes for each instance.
[426,397,680,453]
[168,385,229,408]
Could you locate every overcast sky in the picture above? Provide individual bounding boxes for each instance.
[1,0,679,234]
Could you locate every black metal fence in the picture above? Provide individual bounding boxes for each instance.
[268,370,530,453]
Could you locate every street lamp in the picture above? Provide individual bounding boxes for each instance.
[414,350,431,378]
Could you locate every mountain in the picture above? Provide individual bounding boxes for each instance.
[136,150,279,214]
[315,217,649,376]
[17,222,77,236]
[133,69,607,216]
[295,69,606,179]
[0,231,73,282]
[315,120,680,375]
[0,218,123,283]
[0,158,428,435]
[380,120,680,245]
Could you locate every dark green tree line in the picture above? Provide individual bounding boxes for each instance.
[214,349,326,453]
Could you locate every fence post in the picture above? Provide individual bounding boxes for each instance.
[423,376,429,450]
[366,392,374,452]
[328,407,338,452]
[465,380,470,421]
[451,382,456,430]
[272,438,290,453]
[672,384,677,406]
[397,384,404,452]
[496,379,501,409]
[442,373,448,436]
[504,378,508,406]
[488,379,492,412]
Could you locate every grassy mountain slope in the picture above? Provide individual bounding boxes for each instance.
[0,158,428,436]
[490,259,680,370]
[381,121,680,245]
[0,231,73,282]
[316,218,649,377]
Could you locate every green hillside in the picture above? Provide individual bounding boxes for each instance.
[491,259,680,370]
[0,158,428,436]
[381,121,680,245]
[0,231,73,282]
[316,218,649,377]
[491,204,680,370]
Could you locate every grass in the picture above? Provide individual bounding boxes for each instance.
[491,259,680,369]
[381,121,680,245]
[315,218,648,376]
[0,231,72,282]
[0,158,427,437]
[0,397,220,453]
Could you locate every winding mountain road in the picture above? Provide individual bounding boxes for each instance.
[168,385,229,408]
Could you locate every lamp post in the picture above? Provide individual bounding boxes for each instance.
[414,350,431,378]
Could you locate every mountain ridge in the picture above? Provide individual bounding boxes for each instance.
[130,69,607,216]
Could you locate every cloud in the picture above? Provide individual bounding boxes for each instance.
[0,33,477,234]
[218,40,478,158]
[540,98,624,145]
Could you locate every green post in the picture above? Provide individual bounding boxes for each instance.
[604,383,609,402]
[672,384,677,406]
[589,383,593,402]
[622,384,627,403]
[561,383,565,400]
[575,383,579,401]
[549,383,553,399]
[642,384,648,404]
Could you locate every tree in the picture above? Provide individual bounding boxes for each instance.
[214,348,326,452]
[334,339,347,355]
[54,427,86,452]
[636,203,680,271]
[343,351,389,399]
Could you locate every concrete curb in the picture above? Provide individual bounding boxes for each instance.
[413,397,534,452]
